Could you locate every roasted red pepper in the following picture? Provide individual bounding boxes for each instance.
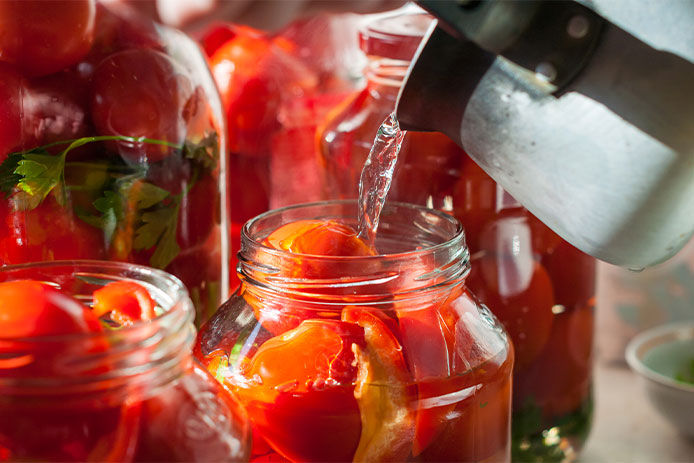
[230,319,364,462]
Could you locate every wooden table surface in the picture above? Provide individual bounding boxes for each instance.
[579,359,694,462]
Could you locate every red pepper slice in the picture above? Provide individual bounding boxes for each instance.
[342,306,416,461]
[92,280,156,327]
[397,297,459,456]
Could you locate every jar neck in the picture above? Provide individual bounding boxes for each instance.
[238,201,470,308]
[0,262,196,402]
[365,57,409,101]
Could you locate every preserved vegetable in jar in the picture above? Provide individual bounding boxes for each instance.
[195,201,513,462]
[318,11,597,461]
[0,0,228,323]
[0,260,250,462]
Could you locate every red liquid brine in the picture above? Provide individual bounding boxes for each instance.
[0,261,250,462]
[195,201,513,462]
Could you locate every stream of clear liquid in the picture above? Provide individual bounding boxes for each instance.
[357,112,406,247]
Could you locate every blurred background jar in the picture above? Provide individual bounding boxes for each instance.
[198,14,365,289]
[0,0,228,324]
[0,260,250,462]
[195,201,513,462]
[318,11,597,462]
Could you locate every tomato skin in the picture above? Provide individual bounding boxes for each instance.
[514,303,594,421]
[542,239,596,310]
[0,0,96,77]
[233,319,363,462]
[90,49,195,164]
[250,219,375,334]
[0,280,101,339]
[209,27,316,156]
[264,219,375,259]
[92,281,156,326]
[0,196,106,266]
[24,70,92,152]
[0,64,24,160]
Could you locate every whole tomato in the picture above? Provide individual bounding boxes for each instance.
[208,25,316,156]
[233,319,364,462]
[0,64,23,160]
[0,195,106,265]
[176,172,219,249]
[251,219,376,334]
[514,303,594,420]
[91,48,195,164]
[24,70,91,151]
[466,215,555,372]
[0,280,101,338]
[0,0,96,76]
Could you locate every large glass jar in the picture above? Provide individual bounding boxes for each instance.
[0,260,250,462]
[195,201,513,462]
[0,0,228,323]
[318,12,597,461]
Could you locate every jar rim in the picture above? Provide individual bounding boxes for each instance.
[0,259,195,398]
[242,199,466,261]
[0,259,191,343]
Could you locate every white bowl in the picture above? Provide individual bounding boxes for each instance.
[626,322,694,438]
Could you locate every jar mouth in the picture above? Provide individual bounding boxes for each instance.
[0,260,190,341]
[0,260,195,397]
[239,201,469,303]
[243,200,466,261]
[359,9,433,62]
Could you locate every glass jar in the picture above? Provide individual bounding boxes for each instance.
[0,0,228,323]
[318,11,597,461]
[195,200,513,462]
[0,260,250,462]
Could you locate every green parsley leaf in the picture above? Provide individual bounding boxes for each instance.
[183,132,219,170]
[134,204,180,269]
[15,151,67,201]
[0,135,183,210]
[0,153,23,198]
[135,182,170,209]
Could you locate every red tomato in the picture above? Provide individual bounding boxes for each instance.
[23,70,91,151]
[514,303,594,420]
[176,173,218,249]
[542,239,597,310]
[467,252,555,372]
[234,319,363,462]
[0,195,106,265]
[452,155,504,252]
[0,280,101,338]
[209,27,316,155]
[264,219,375,258]
[200,23,262,58]
[0,64,23,160]
[0,0,95,76]
[92,280,156,326]
[91,49,195,163]
[251,219,376,334]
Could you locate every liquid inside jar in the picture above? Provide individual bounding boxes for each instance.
[0,261,250,462]
[318,11,597,461]
[196,201,513,462]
